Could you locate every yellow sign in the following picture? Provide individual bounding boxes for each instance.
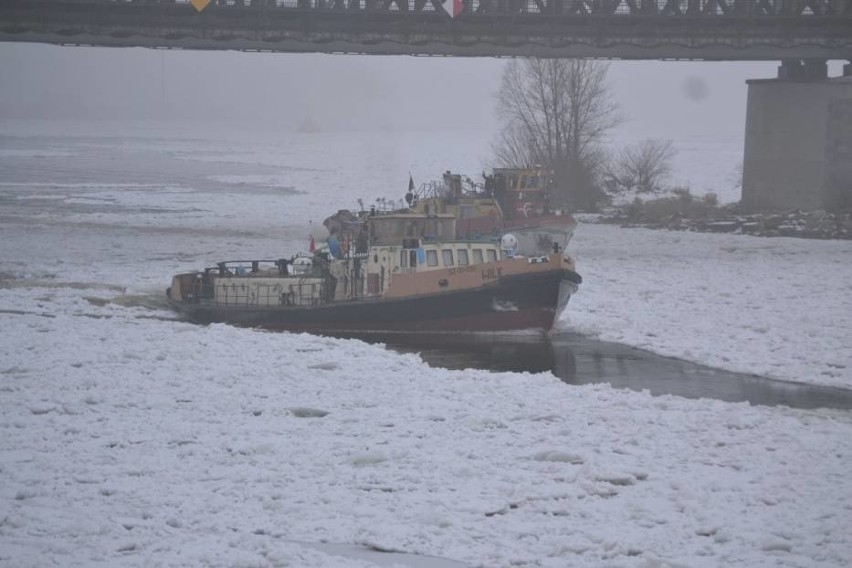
[190,0,211,12]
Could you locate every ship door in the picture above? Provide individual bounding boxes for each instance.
[402,237,419,269]
[367,273,380,294]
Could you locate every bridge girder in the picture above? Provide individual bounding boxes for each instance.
[0,0,850,59]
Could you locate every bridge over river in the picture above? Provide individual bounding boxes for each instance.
[0,0,850,59]
[2,0,851,211]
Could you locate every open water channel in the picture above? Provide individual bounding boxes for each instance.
[339,332,852,411]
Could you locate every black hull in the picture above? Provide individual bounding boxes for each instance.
[169,269,580,333]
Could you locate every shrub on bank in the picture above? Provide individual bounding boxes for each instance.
[599,191,851,240]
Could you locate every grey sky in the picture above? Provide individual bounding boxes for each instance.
[2,42,841,138]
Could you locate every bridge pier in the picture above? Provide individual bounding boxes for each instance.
[777,58,829,80]
[741,66,852,212]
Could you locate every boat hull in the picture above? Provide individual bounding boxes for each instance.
[169,268,580,333]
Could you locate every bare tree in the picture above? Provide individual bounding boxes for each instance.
[493,120,535,169]
[611,138,677,194]
[492,59,621,209]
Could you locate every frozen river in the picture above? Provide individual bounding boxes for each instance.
[2,119,852,567]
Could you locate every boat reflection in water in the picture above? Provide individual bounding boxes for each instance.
[335,331,852,411]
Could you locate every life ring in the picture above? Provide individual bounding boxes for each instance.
[521,202,532,217]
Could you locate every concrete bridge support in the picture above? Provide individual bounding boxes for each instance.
[742,64,852,212]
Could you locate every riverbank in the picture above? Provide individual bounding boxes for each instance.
[592,202,852,240]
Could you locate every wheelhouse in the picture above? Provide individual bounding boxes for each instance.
[362,213,505,286]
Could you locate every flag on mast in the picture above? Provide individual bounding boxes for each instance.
[309,235,316,253]
[405,173,416,206]
[441,0,463,18]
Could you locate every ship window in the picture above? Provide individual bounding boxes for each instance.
[409,250,418,267]
[400,250,408,268]
[472,249,484,265]
[519,176,527,189]
[487,249,498,263]
[426,250,438,267]
[442,249,454,266]
[457,249,469,266]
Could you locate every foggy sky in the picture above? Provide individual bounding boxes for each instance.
[3,42,841,139]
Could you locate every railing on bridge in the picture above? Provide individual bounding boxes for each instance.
[2,0,850,59]
[21,0,852,16]
[239,0,851,16]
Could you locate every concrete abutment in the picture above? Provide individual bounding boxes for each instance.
[742,67,852,212]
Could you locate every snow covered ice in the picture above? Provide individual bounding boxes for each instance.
[1,120,851,567]
[568,221,852,389]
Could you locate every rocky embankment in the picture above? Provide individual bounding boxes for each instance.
[596,209,852,240]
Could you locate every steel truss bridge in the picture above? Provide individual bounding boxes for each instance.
[0,0,850,59]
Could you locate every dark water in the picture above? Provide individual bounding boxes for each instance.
[339,332,852,411]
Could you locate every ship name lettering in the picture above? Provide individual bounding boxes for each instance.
[449,266,476,276]
[481,267,502,281]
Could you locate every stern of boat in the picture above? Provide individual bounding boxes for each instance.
[167,272,203,307]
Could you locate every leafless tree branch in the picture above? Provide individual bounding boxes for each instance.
[611,139,677,193]
[493,59,622,209]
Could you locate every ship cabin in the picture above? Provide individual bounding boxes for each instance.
[408,175,503,224]
[491,166,554,219]
[362,213,504,295]
[168,213,510,311]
